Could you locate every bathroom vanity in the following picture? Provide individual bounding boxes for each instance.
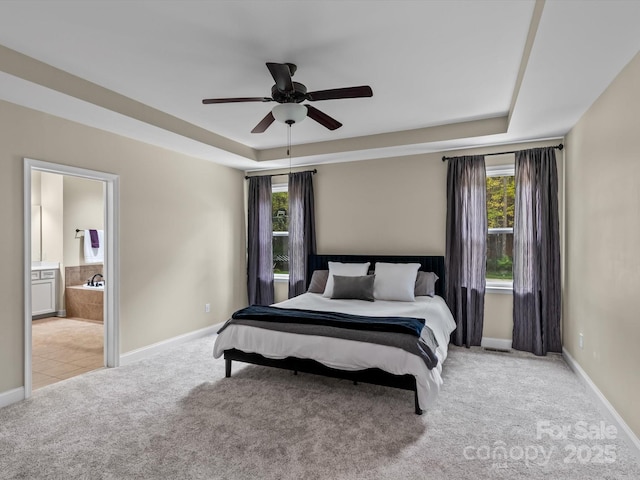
[31,262,59,317]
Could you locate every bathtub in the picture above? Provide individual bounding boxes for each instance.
[65,284,104,322]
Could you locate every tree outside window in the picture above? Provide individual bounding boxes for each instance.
[486,166,514,283]
[272,186,289,276]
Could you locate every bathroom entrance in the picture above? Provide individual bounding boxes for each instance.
[24,159,119,398]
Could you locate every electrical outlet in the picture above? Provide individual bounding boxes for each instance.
[579,333,584,349]
[205,303,210,313]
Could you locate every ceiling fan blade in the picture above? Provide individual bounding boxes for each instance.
[306,85,373,101]
[266,62,294,93]
[251,111,276,133]
[305,105,342,130]
[202,97,272,104]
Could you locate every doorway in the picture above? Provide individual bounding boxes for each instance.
[23,159,119,398]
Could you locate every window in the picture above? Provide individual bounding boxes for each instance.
[486,165,514,291]
[272,184,288,280]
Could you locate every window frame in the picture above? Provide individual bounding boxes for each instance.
[272,183,289,282]
[485,164,514,294]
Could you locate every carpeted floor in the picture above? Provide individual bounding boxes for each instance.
[0,335,638,479]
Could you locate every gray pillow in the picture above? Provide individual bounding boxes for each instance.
[414,271,439,297]
[307,270,329,293]
[331,275,375,301]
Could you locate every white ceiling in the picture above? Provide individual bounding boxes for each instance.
[0,0,638,171]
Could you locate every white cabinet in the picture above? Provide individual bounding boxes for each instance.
[32,269,57,316]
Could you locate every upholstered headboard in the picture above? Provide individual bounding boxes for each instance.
[307,254,446,298]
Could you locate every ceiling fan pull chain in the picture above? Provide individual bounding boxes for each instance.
[288,124,292,174]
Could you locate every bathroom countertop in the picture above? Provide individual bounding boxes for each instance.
[31,262,60,271]
[67,284,104,291]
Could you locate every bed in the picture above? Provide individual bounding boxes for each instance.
[213,254,456,414]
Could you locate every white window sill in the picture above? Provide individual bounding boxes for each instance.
[486,281,513,295]
[274,274,289,283]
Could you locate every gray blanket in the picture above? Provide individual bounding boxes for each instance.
[227,318,439,369]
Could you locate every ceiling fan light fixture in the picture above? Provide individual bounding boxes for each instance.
[272,103,307,125]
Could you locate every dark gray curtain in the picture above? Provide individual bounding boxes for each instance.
[288,171,317,298]
[513,147,561,355]
[247,176,274,305]
[445,155,487,347]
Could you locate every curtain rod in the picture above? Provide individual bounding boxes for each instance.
[441,144,563,162]
[245,168,317,180]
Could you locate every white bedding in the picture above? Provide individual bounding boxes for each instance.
[213,293,456,410]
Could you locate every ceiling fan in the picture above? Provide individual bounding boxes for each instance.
[202,62,373,133]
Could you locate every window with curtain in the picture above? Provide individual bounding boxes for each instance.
[248,172,315,302]
[272,183,289,280]
[486,165,515,291]
[247,175,274,306]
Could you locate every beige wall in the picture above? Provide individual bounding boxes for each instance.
[40,172,64,265]
[0,100,247,393]
[274,281,289,304]
[31,170,41,205]
[314,155,447,255]
[564,52,640,438]
[483,293,513,340]
[30,171,41,261]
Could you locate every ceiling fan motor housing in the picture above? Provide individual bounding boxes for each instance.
[271,82,307,103]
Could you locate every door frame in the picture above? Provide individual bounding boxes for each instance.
[23,158,120,398]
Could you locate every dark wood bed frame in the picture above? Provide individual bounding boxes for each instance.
[224,254,446,415]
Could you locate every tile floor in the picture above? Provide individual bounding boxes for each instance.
[32,317,104,389]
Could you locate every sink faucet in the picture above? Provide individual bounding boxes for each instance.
[88,274,104,286]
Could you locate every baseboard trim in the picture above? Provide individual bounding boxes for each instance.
[119,322,223,366]
[481,337,512,351]
[0,387,25,409]
[562,347,640,460]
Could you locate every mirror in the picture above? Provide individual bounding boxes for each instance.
[31,205,41,262]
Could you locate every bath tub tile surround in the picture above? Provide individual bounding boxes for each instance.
[65,265,104,323]
[65,287,103,322]
[65,265,103,287]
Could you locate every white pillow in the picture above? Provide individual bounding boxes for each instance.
[322,262,371,297]
[373,262,421,302]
